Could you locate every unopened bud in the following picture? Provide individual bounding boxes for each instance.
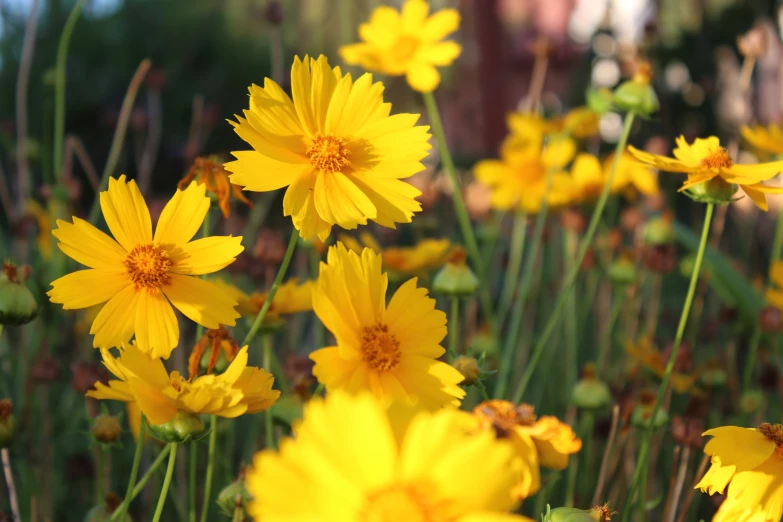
[92,414,122,444]
[547,505,612,522]
[453,356,480,386]
[0,261,38,326]
[740,390,765,415]
[146,411,208,444]
[608,252,637,286]
[643,213,675,246]
[631,391,668,429]
[433,248,479,297]
[216,474,252,516]
[685,177,738,205]
[572,365,612,410]
[613,62,659,117]
[586,88,614,115]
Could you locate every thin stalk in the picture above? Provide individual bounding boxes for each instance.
[110,445,171,521]
[564,453,579,508]
[621,203,715,521]
[313,383,325,397]
[242,229,299,347]
[665,447,691,522]
[263,335,276,450]
[512,111,637,404]
[1,448,20,522]
[743,327,762,392]
[96,445,106,504]
[578,411,595,500]
[199,417,217,522]
[498,211,528,324]
[771,208,783,264]
[597,287,625,374]
[563,228,579,393]
[422,91,496,336]
[151,443,178,522]
[113,417,146,522]
[592,405,621,505]
[449,298,459,359]
[189,444,197,522]
[675,453,710,522]
[14,0,39,213]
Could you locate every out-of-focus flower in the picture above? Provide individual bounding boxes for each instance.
[213,278,313,323]
[608,152,660,199]
[741,124,783,156]
[340,232,452,275]
[625,338,700,394]
[339,0,462,93]
[628,136,783,210]
[309,243,465,409]
[765,261,783,312]
[246,392,534,521]
[48,176,243,358]
[697,424,783,522]
[464,181,493,221]
[179,156,253,219]
[226,55,431,241]
[556,106,600,139]
[737,25,769,59]
[24,200,52,259]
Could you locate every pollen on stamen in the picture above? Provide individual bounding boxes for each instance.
[700,148,733,170]
[306,133,351,173]
[124,244,173,291]
[759,423,783,454]
[361,323,401,372]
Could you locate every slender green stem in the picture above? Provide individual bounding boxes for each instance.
[96,445,105,505]
[199,416,217,522]
[771,209,783,264]
[578,411,595,500]
[448,298,459,359]
[114,416,145,522]
[563,228,579,393]
[621,203,715,521]
[53,0,85,181]
[151,443,178,522]
[422,91,496,336]
[512,112,637,404]
[597,288,625,373]
[109,443,171,521]
[477,382,490,401]
[498,212,528,324]
[242,229,299,347]
[743,327,762,392]
[189,443,197,522]
[313,383,325,397]
[263,335,276,450]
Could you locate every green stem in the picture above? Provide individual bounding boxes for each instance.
[771,209,783,264]
[512,111,637,404]
[151,442,177,522]
[448,298,459,359]
[313,383,325,397]
[263,335,276,450]
[109,443,171,521]
[114,416,145,522]
[597,288,625,374]
[199,416,217,522]
[578,411,595,500]
[189,443,197,522]
[96,444,105,505]
[53,0,85,181]
[498,212,528,324]
[309,246,325,350]
[422,91,496,336]
[621,203,714,521]
[241,229,299,347]
[563,228,579,393]
[743,327,762,392]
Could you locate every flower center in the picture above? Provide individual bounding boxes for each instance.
[361,323,401,372]
[306,133,350,173]
[700,148,732,169]
[124,244,173,291]
[393,35,420,63]
[473,400,537,438]
[759,423,783,457]
[360,483,446,522]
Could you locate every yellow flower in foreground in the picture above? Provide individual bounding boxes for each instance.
[87,343,279,425]
[179,156,253,219]
[226,55,431,241]
[340,232,452,275]
[339,0,462,93]
[741,124,783,155]
[246,392,533,522]
[628,136,783,210]
[48,176,243,358]
[310,243,465,409]
[696,424,783,522]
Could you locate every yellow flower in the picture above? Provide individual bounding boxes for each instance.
[179,156,253,219]
[625,338,701,394]
[569,153,609,203]
[557,106,600,139]
[339,0,462,93]
[765,261,783,311]
[309,243,465,409]
[696,424,783,522]
[627,136,783,211]
[340,232,452,275]
[246,391,534,522]
[87,343,279,425]
[567,152,659,204]
[25,199,52,260]
[226,55,431,241]
[215,278,313,319]
[48,176,243,358]
[741,124,783,155]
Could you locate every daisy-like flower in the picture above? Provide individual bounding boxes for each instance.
[246,391,534,522]
[309,243,465,409]
[696,423,783,522]
[87,343,279,425]
[225,55,431,241]
[741,124,783,156]
[340,232,453,275]
[627,136,783,211]
[339,0,462,93]
[567,152,659,205]
[214,278,313,320]
[48,176,243,358]
[179,156,253,219]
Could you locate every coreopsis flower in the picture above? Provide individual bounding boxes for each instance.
[309,243,465,409]
[179,156,253,219]
[741,124,783,156]
[226,55,431,241]
[339,0,462,93]
[697,424,783,522]
[213,278,313,320]
[246,392,534,522]
[340,232,452,275]
[87,343,279,425]
[48,176,243,358]
[609,152,660,199]
[567,153,659,204]
[557,106,600,139]
[628,136,783,210]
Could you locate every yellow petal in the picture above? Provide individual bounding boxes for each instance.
[422,8,461,42]
[313,172,376,229]
[740,185,769,211]
[726,161,783,182]
[99,175,153,251]
[702,426,776,472]
[48,269,130,310]
[696,455,736,495]
[162,274,239,329]
[626,146,698,174]
[128,377,178,425]
[153,181,210,246]
[401,0,429,30]
[417,41,462,66]
[406,62,441,93]
[134,289,179,359]
[310,346,362,389]
[90,284,142,348]
[52,217,127,269]
[170,236,244,275]
[224,151,311,192]
[282,171,332,240]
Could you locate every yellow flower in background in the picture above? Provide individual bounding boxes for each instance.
[87,343,279,425]
[310,243,465,409]
[48,176,243,358]
[340,232,452,275]
[25,199,52,260]
[697,424,783,522]
[765,261,783,311]
[179,156,253,219]
[741,124,783,156]
[557,106,600,139]
[569,153,608,203]
[609,152,659,199]
[628,136,783,211]
[214,278,313,319]
[226,55,431,241]
[246,392,534,522]
[625,338,700,394]
[339,0,462,93]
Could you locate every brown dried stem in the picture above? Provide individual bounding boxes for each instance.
[675,453,710,522]
[14,0,40,217]
[592,405,621,505]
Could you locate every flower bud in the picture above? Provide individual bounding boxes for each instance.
[547,505,612,522]
[740,390,765,415]
[216,475,252,516]
[146,411,208,444]
[613,77,659,117]
[684,177,738,205]
[92,414,122,444]
[572,365,612,410]
[453,356,480,386]
[643,213,675,246]
[0,261,38,326]
[433,248,479,297]
[0,400,13,448]
[84,494,132,522]
[586,87,614,115]
[631,391,668,429]
[607,252,637,286]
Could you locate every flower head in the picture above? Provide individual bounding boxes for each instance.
[341,232,453,275]
[87,343,279,425]
[48,176,243,358]
[246,392,533,522]
[309,243,465,409]
[741,124,783,156]
[697,424,783,522]
[179,156,253,219]
[214,278,313,320]
[628,136,783,210]
[226,55,431,241]
[339,0,462,92]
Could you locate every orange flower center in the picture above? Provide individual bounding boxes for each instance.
[473,400,536,438]
[306,133,350,173]
[361,323,401,372]
[360,483,446,522]
[124,244,173,290]
[759,423,783,457]
[700,148,732,169]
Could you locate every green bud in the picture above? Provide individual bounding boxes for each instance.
[643,214,675,245]
[146,411,208,444]
[547,506,608,522]
[84,494,132,522]
[453,356,481,386]
[0,400,14,448]
[433,249,479,297]
[572,367,612,410]
[607,256,637,286]
[0,262,38,326]
[684,177,738,205]
[216,477,252,516]
[613,80,660,116]
[631,403,668,430]
[740,390,766,415]
[586,88,614,115]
